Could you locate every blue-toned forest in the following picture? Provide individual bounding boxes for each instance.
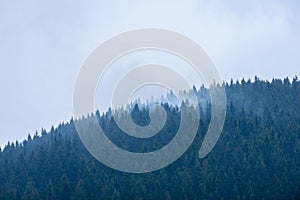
[0,77,299,199]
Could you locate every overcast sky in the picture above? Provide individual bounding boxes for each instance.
[0,0,299,147]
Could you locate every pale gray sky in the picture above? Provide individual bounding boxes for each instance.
[0,0,299,147]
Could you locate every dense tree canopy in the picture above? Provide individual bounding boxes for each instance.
[0,77,299,199]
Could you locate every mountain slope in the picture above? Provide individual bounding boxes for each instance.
[0,77,299,200]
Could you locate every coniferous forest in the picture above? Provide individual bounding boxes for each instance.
[0,77,299,199]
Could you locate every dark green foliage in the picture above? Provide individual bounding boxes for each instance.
[0,78,299,199]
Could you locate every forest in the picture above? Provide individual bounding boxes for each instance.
[0,77,299,199]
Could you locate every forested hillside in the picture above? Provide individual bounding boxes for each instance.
[0,77,299,199]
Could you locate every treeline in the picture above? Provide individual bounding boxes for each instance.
[0,77,299,199]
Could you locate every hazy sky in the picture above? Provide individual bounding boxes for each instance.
[0,0,299,147]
